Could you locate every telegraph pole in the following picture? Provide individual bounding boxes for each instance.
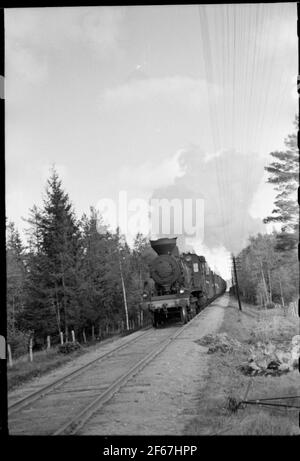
[118,249,130,331]
[232,254,242,311]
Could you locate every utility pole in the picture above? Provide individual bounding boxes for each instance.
[118,248,129,331]
[232,254,242,311]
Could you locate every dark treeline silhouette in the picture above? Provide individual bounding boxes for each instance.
[6,170,153,354]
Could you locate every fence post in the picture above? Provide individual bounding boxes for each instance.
[71,330,75,343]
[82,329,87,343]
[60,331,64,345]
[7,344,13,367]
[29,338,33,362]
[47,336,51,350]
[141,309,143,327]
[92,325,95,341]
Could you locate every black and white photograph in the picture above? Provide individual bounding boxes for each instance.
[2,2,299,439]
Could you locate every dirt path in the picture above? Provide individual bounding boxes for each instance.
[78,295,228,435]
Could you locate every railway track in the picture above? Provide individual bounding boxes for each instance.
[8,327,153,415]
[8,317,197,435]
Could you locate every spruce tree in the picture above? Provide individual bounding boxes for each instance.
[78,208,110,333]
[21,169,81,344]
[6,222,25,333]
[40,169,81,340]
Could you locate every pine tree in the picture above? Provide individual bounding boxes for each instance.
[264,116,299,233]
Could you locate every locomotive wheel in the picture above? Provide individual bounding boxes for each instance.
[180,305,188,324]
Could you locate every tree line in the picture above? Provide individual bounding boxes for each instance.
[6,170,154,355]
[234,117,298,306]
[7,116,298,353]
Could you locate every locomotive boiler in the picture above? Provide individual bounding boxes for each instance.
[142,237,226,328]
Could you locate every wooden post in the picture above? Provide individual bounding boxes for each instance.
[7,344,13,367]
[141,309,143,327]
[119,251,129,331]
[92,325,95,341]
[29,338,33,362]
[259,293,263,309]
[60,331,64,345]
[267,268,272,303]
[278,274,285,308]
[47,336,51,350]
[232,255,242,311]
[260,260,269,304]
[71,330,75,343]
[83,329,87,343]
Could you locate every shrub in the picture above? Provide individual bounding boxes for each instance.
[57,341,81,354]
[266,302,275,309]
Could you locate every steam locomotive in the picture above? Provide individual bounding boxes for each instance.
[142,237,226,328]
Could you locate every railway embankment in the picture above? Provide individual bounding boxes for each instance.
[8,328,151,408]
[77,296,227,435]
[8,293,299,435]
[7,326,149,393]
[184,294,299,435]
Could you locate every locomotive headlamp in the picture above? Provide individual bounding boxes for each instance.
[179,288,185,294]
[142,292,148,299]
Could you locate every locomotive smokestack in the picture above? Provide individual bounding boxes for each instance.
[150,237,177,255]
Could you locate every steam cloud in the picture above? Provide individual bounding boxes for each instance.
[151,146,266,257]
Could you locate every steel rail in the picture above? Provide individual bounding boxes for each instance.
[8,327,152,415]
[54,313,200,435]
[240,400,300,409]
[245,395,300,402]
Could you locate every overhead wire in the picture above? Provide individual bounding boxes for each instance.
[197,5,231,254]
[196,3,296,271]
[239,4,262,250]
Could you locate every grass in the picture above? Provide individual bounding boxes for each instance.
[184,296,300,436]
[7,344,89,390]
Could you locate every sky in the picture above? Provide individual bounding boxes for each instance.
[5,4,298,279]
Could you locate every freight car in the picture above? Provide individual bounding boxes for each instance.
[142,237,226,328]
